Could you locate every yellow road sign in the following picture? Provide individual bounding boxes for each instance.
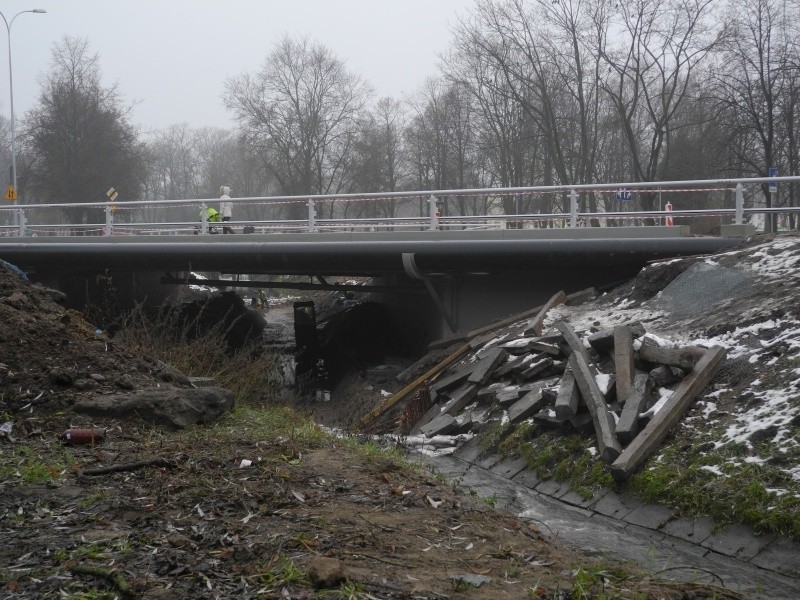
[106,187,118,201]
[4,186,16,201]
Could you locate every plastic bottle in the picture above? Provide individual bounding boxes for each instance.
[61,428,106,445]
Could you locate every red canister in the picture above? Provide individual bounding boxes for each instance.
[61,428,106,445]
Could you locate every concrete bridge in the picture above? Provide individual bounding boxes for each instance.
[1,175,790,348]
[0,226,743,351]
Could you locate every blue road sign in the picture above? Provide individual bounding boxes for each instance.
[769,167,778,192]
[616,187,632,201]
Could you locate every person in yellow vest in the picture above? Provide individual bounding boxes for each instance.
[204,206,222,234]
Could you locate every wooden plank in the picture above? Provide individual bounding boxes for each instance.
[553,366,580,419]
[555,321,590,360]
[524,290,567,336]
[638,342,706,370]
[611,346,726,481]
[565,286,597,306]
[353,342,471,432]
[614,326,635,406]
[569,353,622,462]
[616,374,654,445]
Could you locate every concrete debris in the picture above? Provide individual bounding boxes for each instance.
[389,290,726,479]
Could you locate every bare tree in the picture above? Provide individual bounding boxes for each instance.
[22,36,144,224]
[595,0,724,209]
[713,0,800,229]
[225,36,371,218]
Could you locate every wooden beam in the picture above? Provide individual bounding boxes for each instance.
[524,290,567,336]
[555,321,590,361]
[352,342,471,432]
[638,343,706,370]
[569,353,622,462]
[611,346,726,480]
[614,326,635,405]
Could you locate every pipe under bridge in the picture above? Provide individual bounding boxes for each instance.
[0,228,743,348]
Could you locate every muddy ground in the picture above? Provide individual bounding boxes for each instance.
[0,256,758,599]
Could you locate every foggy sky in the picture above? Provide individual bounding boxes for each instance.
[0,0,472,132]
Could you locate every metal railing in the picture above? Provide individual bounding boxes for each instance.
[0,176,797,237]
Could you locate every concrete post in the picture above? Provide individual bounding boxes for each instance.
[429,195,439,231]
[104,203,113,236]
[18,208,25,237]
[307,198,316,232]
[735,183,744,225]
[200,202,208,235]
[569,189,578,228]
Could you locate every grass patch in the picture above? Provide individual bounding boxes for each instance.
[493,423,613,498]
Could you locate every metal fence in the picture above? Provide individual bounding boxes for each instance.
[0,176,798,237]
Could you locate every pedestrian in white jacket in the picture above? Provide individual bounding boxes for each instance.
[219,186,233,234]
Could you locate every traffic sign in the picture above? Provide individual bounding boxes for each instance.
[616,187,632,201]
[768,167,778,192]
[106,187,119,201]
[4,185,16,201]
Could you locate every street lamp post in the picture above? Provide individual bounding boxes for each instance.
[0,8,46,221]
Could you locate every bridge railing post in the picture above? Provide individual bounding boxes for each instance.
[200,202,209,235]
[104,203,114,236]
[569,189,578,228]
[428,195,439,231]
[307,199,316,232]
[735,183,744,225]
[18,209,26,237]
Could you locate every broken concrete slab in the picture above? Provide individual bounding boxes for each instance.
[468,347,508,385]
[420,414,459,437]
[508,388,547,423]
[496,386,523,406]
[441,384,479,416]
[431,368,474,395]
[519,356,554,380]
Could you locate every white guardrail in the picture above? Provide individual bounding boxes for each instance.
[0,177,798,237]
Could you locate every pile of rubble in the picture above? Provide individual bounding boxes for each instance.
[361,291,726,481]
